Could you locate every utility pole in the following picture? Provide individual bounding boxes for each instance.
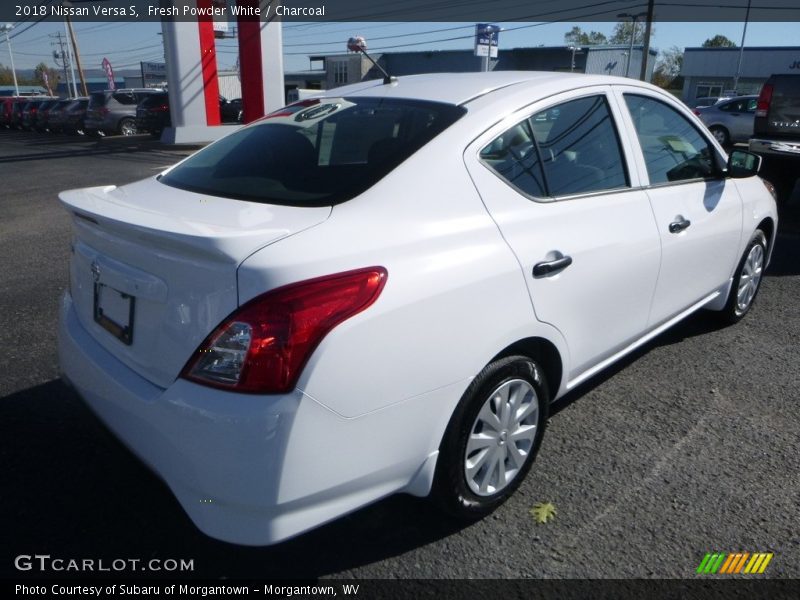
[733,0,752,94]
[62,4,88,96]
[51,31,77,98]
[639,0,655,81]
[1,24,20,97]
[617,12,647,78]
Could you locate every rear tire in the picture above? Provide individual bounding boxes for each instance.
[432,355,549,519]
[118,118,136,136]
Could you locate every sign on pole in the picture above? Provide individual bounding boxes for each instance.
[474,24,500,58]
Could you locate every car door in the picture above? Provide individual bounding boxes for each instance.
[612,88,743,326]
[464,88,662,380]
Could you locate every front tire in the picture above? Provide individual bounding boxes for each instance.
[432,355,549,519]
[719,229,767,324]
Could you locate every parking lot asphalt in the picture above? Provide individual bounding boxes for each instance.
[1,130,798,580]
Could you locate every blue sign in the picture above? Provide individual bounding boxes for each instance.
[475,23,500,58]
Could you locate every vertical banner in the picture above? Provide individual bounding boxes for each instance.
[102,57,115,90]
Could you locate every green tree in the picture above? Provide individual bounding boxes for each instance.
[609,20,652,45]
[0,63,15,86]
[652,46,684,89]
[702,35,737,48]
[33,62,61,92]
[564,26,608,46]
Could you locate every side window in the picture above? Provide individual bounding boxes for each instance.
[746,98,757,112]
[624,94,719,185]
[112,92,137,105]
[480,94,628,199]
[479,121,546,197]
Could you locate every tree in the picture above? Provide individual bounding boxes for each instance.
[0,63,15,86]
[33,62,61,93]
[564,26,608,46]
[702,35,737,48]
[652,46,684,89]
[609,20,651,45]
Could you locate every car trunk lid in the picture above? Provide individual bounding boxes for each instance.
[60,178,331,388]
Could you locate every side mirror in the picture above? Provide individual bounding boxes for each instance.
[727,150,762,178]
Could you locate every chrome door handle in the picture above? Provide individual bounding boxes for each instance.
[533,255,573,277]
[669,218,691,234]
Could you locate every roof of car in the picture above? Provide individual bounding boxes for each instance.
[326,72,638,106]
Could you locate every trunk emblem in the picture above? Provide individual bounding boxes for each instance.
[91,261,101,282]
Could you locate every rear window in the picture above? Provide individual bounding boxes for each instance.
[159,97,466,206]
[112,92,138,105]
[140,94,168,108]
[88,92,108,108]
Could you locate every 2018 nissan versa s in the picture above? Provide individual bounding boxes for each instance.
[58,72,777,545]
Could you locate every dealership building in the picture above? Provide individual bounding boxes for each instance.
[681,46,800,101]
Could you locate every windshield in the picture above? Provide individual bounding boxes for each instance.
[159,97,466,207]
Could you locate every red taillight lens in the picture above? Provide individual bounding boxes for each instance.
[692,109,701,116]
[149,104,169,113]
[181,267,388,394]
[98,107,110,116]
[756,83,773,118]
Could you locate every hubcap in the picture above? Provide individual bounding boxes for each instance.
[736,243,764,314]
[121,121,135,136]
[464,378,539,497]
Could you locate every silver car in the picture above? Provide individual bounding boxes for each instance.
[697,95,758,146]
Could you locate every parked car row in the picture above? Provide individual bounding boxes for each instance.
[1,96,90,134]
[1,90,242,137]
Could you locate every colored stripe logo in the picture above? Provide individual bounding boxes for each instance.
[696,552,773,574]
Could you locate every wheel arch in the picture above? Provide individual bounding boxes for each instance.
[490,337,564,401]
[757,216,776,258]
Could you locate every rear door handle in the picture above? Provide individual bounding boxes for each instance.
[533,255,573,277]
[669,218,691,234]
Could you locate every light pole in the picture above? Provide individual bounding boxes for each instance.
[617,12,647,78]
[1,24,20,97]
[568,45,583,72]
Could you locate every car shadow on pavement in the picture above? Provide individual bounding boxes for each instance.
[0,379,471,579]
[767,232,800,277]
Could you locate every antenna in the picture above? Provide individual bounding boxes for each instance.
[347,36,396,85]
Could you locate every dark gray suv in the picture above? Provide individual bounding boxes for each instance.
[85,89,163,136]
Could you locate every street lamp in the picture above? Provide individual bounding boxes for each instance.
[617,12,647,78]
[1,24,20,97]
[568,45,583,73]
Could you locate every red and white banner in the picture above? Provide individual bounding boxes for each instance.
[102,57,116,91]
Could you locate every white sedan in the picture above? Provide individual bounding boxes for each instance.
[58,72,777,545]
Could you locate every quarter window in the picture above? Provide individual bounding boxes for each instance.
[480,95,629,199]
[624,94,719,184]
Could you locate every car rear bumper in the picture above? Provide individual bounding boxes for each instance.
[58,292,437,545]
[749,138,800,158]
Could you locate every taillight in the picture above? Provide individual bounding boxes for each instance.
[756,84,773,118]
[181,267,388,394]
[692,109,701,116]
[98,107,110,116]
[148,104,169,113]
